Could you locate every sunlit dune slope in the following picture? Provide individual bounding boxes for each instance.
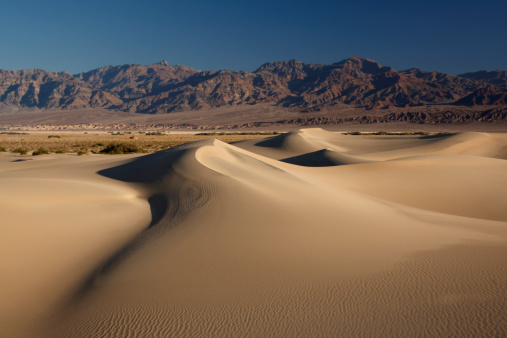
[1,129,506,337]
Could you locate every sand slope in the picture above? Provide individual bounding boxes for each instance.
[1,129,506,337]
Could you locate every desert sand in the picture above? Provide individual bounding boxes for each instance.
[0,129,506,337]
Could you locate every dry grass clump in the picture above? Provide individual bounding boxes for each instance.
[343,131,449,136]
[144,131,167,136]
[32,148,50,156]
[99,143,142,154]
[196,132,280,136]
[12,148,28,155]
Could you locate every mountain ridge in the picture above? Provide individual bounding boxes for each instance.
[0,57,505,115]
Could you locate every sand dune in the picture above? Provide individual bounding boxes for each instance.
[237,128,507,161]
[1,129,506,337]
[281,148,376,166]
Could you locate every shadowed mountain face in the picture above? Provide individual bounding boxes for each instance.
[0,57,505,114]
[454,86,507,106]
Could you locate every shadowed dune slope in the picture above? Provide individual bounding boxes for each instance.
[0,155,152,338]
[281,148,376,166]
[236,128,348,159]
[0,129,506,337]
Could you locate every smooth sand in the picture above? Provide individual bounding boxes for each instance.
[1,129,506,337]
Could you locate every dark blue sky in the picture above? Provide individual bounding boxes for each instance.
[1,0,505,75]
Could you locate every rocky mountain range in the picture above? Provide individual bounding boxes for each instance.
[0,57,506,115]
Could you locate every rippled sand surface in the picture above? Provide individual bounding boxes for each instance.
[1,129,506,337]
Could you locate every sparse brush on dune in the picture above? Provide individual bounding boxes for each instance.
[12,147,28,155]
[99,143,142,154]
[196,132,280,136]
[0,132,274,155]
[32,148,50,156]
[343,131,444,136]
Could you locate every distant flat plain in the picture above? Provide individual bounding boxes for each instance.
[2,105,507,133]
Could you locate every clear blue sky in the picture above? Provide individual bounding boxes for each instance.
[0,0,505,75]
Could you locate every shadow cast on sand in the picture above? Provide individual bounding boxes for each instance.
[69,145,213,303]
[281,149,376,167]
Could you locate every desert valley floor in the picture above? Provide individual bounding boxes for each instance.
[1,128,506,337]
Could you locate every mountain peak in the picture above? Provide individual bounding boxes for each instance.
[337,56,380,65]
[153,60,169,67]
[331,56,388,75]
[256,59,304,68]
[348,56,374,62]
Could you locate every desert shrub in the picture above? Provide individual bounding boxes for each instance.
[145,131,166,135]
[32,148,50,156]
[196,132,280,136]
[0,146,6,152]
[99,143,140,154]
[77,150,88,156]
[48,135,61,138]
[13,148,28,155]
[55,149,66,154]
[344,131,438,136]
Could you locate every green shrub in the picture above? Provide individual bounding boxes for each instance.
[0,146,6,152]
[196,132,280,136]
[99,143,140,154]
[13,148,28,155]
[145,131,166,136]
[32,148,50,156]
[77,150,88,156]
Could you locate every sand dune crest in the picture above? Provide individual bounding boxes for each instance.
[0,129,506,337]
